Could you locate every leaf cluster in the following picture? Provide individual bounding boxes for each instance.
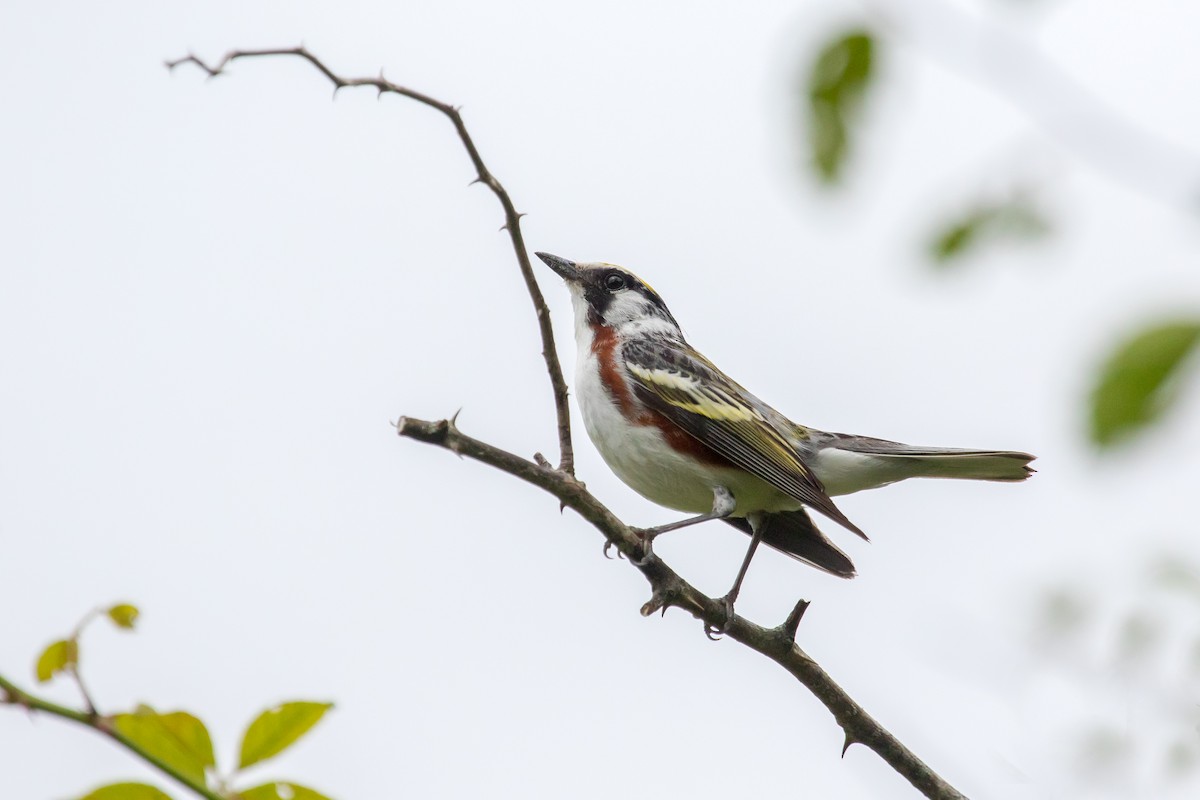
[799,24,1199,448]
[19,604,336,800]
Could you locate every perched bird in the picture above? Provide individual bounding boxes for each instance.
[536,252,1034,632]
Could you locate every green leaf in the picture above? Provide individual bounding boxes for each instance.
[929,199,1051,265]
[107,603,140,630]
[805,29,876,184]
[79,782,174,800]
[930,209,990,262]
[36,638,78,683]
[112,706,215,786]
[239,782,333,800]
[1090,320,1200,447]
[809,99,846,184]
[238,702,333,770]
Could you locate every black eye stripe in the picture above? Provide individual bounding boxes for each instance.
[582,266,679,329]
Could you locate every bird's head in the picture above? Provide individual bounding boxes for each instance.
[535,252,680,335]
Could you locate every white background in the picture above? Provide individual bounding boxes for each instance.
[3,1,1200,798]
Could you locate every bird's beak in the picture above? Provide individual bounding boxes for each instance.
[535,252,580,282]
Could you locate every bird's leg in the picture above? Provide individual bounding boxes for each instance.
[630,485,735,564]
[706,513,769,639]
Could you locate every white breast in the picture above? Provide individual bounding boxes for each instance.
[569,289,798,516]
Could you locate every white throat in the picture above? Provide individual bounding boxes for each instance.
[566,283,679,352]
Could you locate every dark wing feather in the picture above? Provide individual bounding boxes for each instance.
[623,339,864,538]
[725,510,856,578]
[822,433,1035,462]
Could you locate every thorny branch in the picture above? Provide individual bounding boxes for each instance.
[170,47,965,799]
[165,47,575,475]
[395,416,965,800]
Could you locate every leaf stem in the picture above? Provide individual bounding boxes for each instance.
[0,673,225,800]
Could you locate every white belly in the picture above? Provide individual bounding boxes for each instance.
[576,351,799,516]
[813,448,901,496]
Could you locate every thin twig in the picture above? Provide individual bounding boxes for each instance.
[67,607,104,716]
[395,415,966,800]
[0,673,223,800]
[166,47,576,474]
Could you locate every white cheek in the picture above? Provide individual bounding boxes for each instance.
[604,291,647,325]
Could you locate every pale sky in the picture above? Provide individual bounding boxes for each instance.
[3,1,1200,798]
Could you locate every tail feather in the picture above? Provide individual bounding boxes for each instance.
[724,509,856,579]
[825,434,1036,484]
[872,449,1035,482]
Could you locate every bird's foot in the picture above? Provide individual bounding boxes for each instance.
[628,528,656,566]
[704,595,737,640]
[602,539,626,560]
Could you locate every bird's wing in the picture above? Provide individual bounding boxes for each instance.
[724,510,856,578]
[622,338,864,538]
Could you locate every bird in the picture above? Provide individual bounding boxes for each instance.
[535,252,1035,633]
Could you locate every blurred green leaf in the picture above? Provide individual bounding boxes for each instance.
[1031,588,1091,654]
[239,782,332,800]
[1090,320,1200,447]
[107,603,140,630]
[36,638,78,683]
[238,701,333,770]
[931,213,984,262]
[1115,611,1160,663]
[1149,555,1200,600]
[112,707,215,786]
[79,782,174,800]
[1167,739,1199,776]
[1078,727,1130,775]
[805,29,876,183]
[809,99,846,182]
[929,199,1051,265]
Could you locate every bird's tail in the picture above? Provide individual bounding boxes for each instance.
[724,509,856,579]
[826,435,1036,484]
[870,448,1035,482]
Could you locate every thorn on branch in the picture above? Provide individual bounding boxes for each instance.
[167,45,577,474]
[640,585,679,618]
[842,731,861,758]
[775,598,811,646]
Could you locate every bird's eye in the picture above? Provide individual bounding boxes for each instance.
[604,273,627,292]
